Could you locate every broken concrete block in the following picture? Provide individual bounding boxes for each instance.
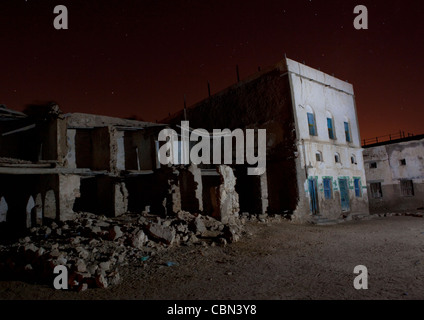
[223,225,240,243]
[76,247,90,259]
[130,230,148,249]
[22,236,31,243]
[37,247,46,257]
[96,221,110,228]
[57,256,68,265]
[108,271,121,286]
[24,243,38,253]
[78,283,88,292]
[108,226,123,241]
[99,261,111,272]
[147,223,176,245]
[188,234,199,244]
[76,259,87,273]
[194,215,207,234]
[179,210,196,221]
[176,224,188,234]
[87,264,98,275]
[95,274,108,288]
[200,230,222,238]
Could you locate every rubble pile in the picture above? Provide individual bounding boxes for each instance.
[0,210,245,291]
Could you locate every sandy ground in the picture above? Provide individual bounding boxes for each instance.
[1,215,423,300]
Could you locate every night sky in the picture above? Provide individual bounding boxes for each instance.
[0,0,423,140]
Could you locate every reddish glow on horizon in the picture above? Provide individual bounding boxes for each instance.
[0,0,423,140]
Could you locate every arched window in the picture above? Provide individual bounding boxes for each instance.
[351,154,357,164]
[306,106,317,136]
[316,151,323,162]
[344,118,351,142]
[335,153,341,163]
[326,111,335,140]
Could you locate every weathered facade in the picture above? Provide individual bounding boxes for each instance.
[164,58,369,223]
[363,135,424,213]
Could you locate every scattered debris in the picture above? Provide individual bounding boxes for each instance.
[0,210,245,291]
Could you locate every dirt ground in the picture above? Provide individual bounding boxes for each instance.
[1,215,424,300]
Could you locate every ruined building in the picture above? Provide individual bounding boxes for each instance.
[363,134,424,213]
[164,58,370,223]
[0,58,370,234]
[0,103,242,237]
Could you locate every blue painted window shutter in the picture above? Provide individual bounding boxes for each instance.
[307,113,316,136]
[327,118,334,139]
[354,178,361,197]
[344,121,351,142]
[323,178,332,199]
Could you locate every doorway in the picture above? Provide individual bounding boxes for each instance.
[338,178,350,212]
[308,178,319,215]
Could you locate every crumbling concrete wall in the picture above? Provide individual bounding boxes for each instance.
[213,165,239,224]
[114,130,125,171]
[58,174,80,221]
[179,164,203,213]
[165,63,298,217]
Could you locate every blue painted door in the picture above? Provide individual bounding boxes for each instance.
[338,178,350,211]
[308,178,319,214]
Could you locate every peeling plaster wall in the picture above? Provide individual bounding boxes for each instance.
[364,138,424,212]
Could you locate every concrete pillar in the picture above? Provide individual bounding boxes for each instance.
[96,176,128,217]
[25,196,35,228]
[114,181,128,216]
[0,197,8,223]
[259,172,269,214]
[216,165,240,224]
[65,129,77,168]
[115,130,125,171]
[35,193,43,225]
[58,174,80,221]
[189,164,203,212]
[44,190,56,220]
[179,164,203,213]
